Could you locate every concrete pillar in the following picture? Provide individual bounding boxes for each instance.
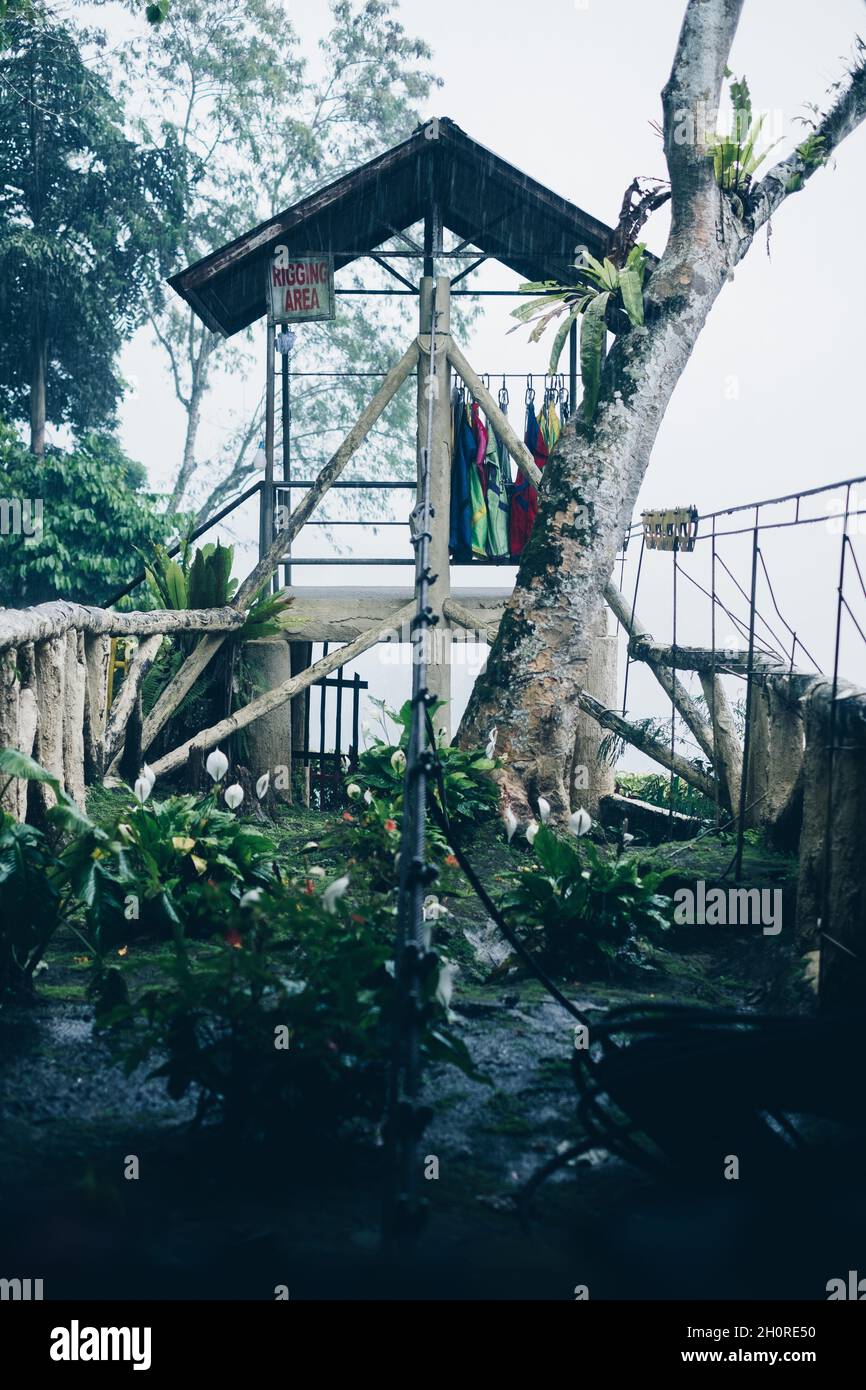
[243,637,292,803]
[569,607,618,817]
[417,275,452,740]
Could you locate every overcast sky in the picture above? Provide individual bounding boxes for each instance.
[112,0,866,748]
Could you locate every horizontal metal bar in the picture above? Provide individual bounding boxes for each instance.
[273,479,416,490]
[283,556,517,566]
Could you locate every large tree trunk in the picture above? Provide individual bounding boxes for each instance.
[458,0,866,822]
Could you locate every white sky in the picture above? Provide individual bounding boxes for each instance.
[109,0,866,756]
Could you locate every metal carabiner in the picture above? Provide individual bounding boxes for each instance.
[525,373,535,406]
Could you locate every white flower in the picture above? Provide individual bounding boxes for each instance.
[568,807,592,838]
[526,820,539,845]
[622,832,635,845]
[538,796,551,824]
[390,748,407,773]
[240,888,263,907]
[307,866,326,878]
[133,775,151,804]
[435,960,458,1010]
[301,841,319,852]
[206,748,229,783]
[423,896,451,922]
[503,807,518,843]
[485,727,497,759]
[347,783,362,800]
[224,783,244,810]
[255,771,270,799]
[141,763,155,794]
[363,789,374,806]
[323,874,350,913]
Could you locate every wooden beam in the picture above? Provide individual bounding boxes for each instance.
[442,596,499,644]
[629,637,804,679]
[0,602,245,652]
[148,601,416,778]
[575,686,716,799]
[103,633,164,770]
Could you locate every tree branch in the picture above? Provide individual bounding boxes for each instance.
[749,44,866,238]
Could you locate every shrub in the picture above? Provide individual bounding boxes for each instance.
[503,825,672,976]
[354,698,500,829]
[0,421,177,606]
[95,883,476,1141]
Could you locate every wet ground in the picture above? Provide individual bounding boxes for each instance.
[2,807,862,1300]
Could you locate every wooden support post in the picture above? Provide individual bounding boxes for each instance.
[699,671,742,817]
[83,634,110,782]
[418,276,452,738]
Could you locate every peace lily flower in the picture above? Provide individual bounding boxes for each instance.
[538,796,552,824]
[503,807,518,843]
[390,748,407,774]
[526,820,539,845]
[133,763,156,804]
[323,874,350,914]
[255,771,270,799]
[485,727,498,759]
[568,807,592,838]
[224,783,244,810]
[347,783,362,800]
[423,896,451,922]
[363,789,374,806]
[206,748,229,783]
[240,888,263,907]
[435,960,458,1011]
[301,841,319,853]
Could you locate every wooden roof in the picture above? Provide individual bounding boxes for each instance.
[168,118,615,338]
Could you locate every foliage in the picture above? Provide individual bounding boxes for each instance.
[0,746,101,993]
[0,419,175,606]
[355,698,500,828]
[708,71,779,215]
[503,825,672,976]
[0,11,187,446]
[137,533,291,641]
[64,787,281,949]
[92,870,476,1141]
[511,244,649,421]
[0,747,280,966]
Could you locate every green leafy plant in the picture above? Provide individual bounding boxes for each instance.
[511,244,649,420]
[95,883,477,1142]
[503,824,672,976]
[0,422,177,607]
[353,698,500,828]
[0,747,120,993]
[708,71,779,214]
[68,785,281,949]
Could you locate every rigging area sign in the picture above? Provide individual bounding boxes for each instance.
[267,248,335,323]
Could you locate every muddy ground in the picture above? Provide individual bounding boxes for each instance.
[1,806,862,1300]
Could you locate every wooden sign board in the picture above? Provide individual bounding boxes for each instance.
[641,506,699,552]
[267,250,335,323]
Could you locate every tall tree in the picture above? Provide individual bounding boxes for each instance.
[129,0,442,516]
[459,0,866,820]
[0,8,185,454]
